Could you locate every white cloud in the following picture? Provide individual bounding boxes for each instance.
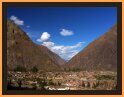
[60,29,74,36]
[37,30,85,60]
[42,41,85,60]
[37,32,51,42]
[10,15,24,26]
[42,41,55,47]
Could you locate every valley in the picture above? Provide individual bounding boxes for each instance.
[7,71,117,90]
[7,20,117,90]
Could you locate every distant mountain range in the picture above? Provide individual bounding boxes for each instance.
[7,20,117,72]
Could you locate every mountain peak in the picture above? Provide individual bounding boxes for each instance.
[65,24,117,71]
[7,20,65,71]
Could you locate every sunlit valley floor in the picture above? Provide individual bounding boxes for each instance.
[7,70,117,90]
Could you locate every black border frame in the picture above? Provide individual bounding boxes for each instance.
[2,2,122,95]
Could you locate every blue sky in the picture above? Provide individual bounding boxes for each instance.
[7,7,117,60]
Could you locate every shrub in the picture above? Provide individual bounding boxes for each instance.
[64,68,71,72]
[95,74,115,80]
[14,66,27,72]
[71,68,81,72]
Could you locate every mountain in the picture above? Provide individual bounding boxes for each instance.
[7,20,65,71]
[40,45,65,66]
[65,24,117,71]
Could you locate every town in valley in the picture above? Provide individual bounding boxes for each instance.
[7,70,117,90]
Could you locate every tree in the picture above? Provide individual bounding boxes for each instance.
[7,79,12,89]
[37,78,47,90]
[31,66,38,73]
[14,66,27,72]
[17,79,22,88]
[32,83,37,90]
[48,79,55,85]
[58,81,61,86]
[82,81,85,87]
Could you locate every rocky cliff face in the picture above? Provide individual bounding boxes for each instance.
[65,24,117,71]
[7,20,65,71]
